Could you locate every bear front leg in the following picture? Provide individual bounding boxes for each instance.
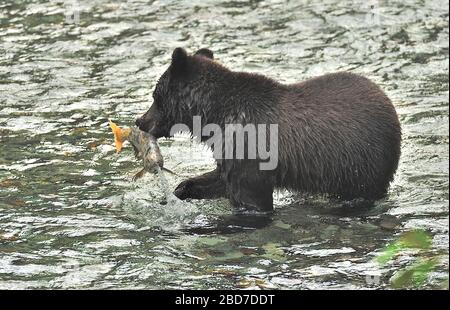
[227,174,274,214]
[174,168,226,200]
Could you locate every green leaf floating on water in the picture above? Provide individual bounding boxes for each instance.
[390,258,438,289]
[377,242,403,265]
[377,229,432,265]
[375,229,440,289]
[398,229,432,249]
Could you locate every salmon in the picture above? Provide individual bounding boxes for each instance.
[109,120,175,180]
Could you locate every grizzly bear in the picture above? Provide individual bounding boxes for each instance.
[135,47,401,213]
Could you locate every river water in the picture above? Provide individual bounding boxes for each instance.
[0,0,448,289]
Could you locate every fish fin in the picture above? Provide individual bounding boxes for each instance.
[132,168,146,182]
[162,167,179,176]
[109,119,131,153]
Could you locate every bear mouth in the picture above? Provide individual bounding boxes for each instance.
[146,123,171,139]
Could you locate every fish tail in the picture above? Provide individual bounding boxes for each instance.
[109,119,131,153]
[132,168,146,181]
[162,167,179,176]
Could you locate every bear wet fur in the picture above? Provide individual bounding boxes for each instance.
[136,48,402,213]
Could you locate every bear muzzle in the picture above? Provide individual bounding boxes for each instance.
[135,117,169,138]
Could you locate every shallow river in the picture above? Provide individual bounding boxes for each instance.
[0,0,448,289]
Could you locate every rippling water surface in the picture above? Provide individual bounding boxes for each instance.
[0,0,448,289]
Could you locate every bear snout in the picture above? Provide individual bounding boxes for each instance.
[135,116,168,138]
[135,115,155,134]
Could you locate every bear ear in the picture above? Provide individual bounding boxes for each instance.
[194,48,214,60]
[171,47,188,73]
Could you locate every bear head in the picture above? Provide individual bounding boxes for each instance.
[135,47,218,138]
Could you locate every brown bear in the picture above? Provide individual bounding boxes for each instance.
[136,47,401,214]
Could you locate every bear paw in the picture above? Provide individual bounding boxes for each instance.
[173,180,193,200]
